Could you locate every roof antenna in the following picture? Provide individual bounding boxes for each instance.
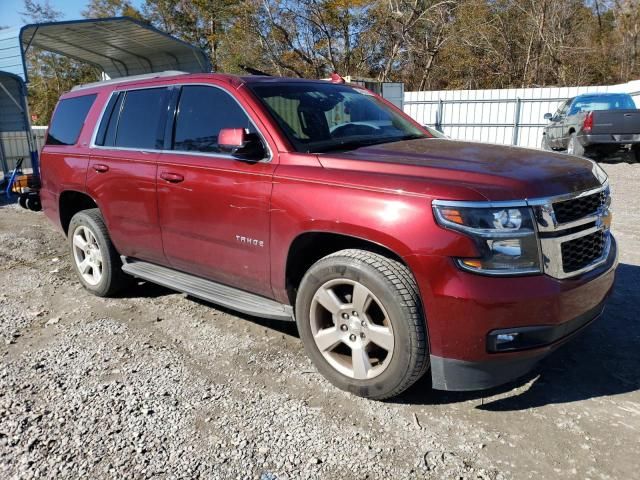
[239,65,272,76]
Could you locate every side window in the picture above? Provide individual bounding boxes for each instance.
[557,100,571,118]
[46,94,97,146]
[115,88,168,149]
[172,85,255,153]
[94,92,122,147]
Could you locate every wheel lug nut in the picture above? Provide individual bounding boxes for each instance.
[361,321,366,327]
[341,313,349,320]
[349,334,356,342]
[352,311,358,317]
[340,324,348,332]
[360,332,365,339]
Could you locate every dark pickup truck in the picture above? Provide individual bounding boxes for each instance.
[542,93,640,161]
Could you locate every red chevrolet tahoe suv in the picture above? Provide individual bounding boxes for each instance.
[39,72,617,399]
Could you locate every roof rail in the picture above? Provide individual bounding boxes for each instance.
[71,70,189,91]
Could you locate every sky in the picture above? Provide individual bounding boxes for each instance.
[1,0,143,29]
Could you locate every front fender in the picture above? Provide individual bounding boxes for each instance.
[269,174,478,303]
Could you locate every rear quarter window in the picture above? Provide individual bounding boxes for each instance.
[46,94,97,146]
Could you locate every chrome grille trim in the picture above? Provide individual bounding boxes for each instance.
[531,182,611,279]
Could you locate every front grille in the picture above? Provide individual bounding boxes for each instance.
[553,191,604,224]
[561,230,605,273]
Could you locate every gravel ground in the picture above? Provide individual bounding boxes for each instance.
[1,163,639,479]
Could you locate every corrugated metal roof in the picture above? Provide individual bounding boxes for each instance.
[0,17,210,82]
[0,27,25,79]
[0,72,29,133]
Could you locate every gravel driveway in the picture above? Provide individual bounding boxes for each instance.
[1,163,639,480]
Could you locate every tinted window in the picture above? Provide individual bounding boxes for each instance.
[95,92,122,146]
[173,86,254,153]
[115,88,167,149]
[46,94,97,146]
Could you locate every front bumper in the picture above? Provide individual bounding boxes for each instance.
[430,301,605,390]
[407,236,618,391]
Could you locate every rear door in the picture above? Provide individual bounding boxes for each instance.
[86,87,170,264]
[156,84,276,297]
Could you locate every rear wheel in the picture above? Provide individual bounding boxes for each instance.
[295,249,428,400]
[68,209,130,297]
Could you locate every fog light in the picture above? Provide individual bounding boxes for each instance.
[496,333,519,344]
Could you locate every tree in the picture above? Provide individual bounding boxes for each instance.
[82,0,146,19]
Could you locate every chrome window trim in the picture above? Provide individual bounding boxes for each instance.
[89,83,274,163]
[432,181,612,280]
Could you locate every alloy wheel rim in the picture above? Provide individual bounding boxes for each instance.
[72,226,103,286]
[309,279,395,380]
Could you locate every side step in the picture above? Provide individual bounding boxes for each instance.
[121,258,294,321]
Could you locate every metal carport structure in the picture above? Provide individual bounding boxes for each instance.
[0,16,210,199]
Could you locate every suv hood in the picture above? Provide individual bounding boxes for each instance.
[317,138,605,201]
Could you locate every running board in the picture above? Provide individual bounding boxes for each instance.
[121,258,294,321]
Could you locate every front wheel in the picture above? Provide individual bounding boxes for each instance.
[295,249,429,400]
[540,134,551,151]
[567,133,585,156]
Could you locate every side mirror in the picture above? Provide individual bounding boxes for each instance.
[218,128,266,161]
[543,113,553,121]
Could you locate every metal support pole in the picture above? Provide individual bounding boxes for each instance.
[512,97,522,146]
[436,99,444,133]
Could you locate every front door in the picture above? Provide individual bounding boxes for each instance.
[547,100,569,149]
[156,84,275,297]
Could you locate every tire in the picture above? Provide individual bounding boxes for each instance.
[68,208,130,297]
[295,249,429,400]
[567,133,585,156]
[540,134,551,151]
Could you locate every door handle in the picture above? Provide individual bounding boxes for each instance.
[160,172,184,183]
[93,164,109,173]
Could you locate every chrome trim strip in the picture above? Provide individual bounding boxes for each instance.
[432,199,529,209]
[88,82,274,163]
[540,230,611,279]
[432,182,609,210]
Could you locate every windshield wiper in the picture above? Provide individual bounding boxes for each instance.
[312,135,424,154]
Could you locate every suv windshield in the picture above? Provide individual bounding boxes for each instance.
[248,82,429,153]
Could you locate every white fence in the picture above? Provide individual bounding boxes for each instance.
[404,80,640,149]
[0,126,46,175]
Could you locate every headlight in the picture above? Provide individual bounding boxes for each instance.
[433,202,541,275]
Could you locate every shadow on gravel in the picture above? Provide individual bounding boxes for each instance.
[114,280,175,299]
[395,262,640,410]
[189,296,300,337]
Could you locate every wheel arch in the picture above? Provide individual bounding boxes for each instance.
[59,190,100,235]
[284,230,414,306]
